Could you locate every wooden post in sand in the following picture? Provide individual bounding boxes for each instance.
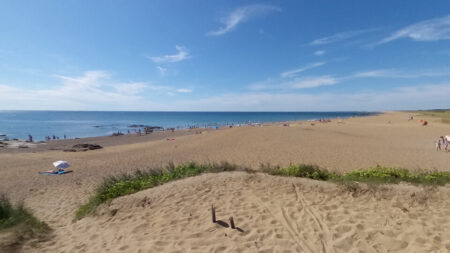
[229,217,235,229]
[211,205,216,223]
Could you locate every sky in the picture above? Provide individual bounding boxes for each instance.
[0,0,450,111]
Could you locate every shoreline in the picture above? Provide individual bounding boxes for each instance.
[0,112,380,153]
[0,111,377,143]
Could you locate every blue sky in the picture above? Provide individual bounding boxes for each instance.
[0,0,449,111]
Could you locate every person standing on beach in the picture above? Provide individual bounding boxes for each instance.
[444,137,449,152]
[436,139,442,151]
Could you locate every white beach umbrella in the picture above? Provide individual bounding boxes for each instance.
[53,160,70,169]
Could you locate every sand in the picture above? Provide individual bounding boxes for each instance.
[1,111,450,252]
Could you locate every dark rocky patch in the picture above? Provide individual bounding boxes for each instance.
[64,143,103,152]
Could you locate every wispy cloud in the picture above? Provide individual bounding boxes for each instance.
[250,75,337,91]
[174,83,450,111]
[314,50,325,56]
[156,66,167,76]
[378,15,450,45]
[0,71,193,110]
[148,46,190,64]
[2,72,448,111]
[175,88,192,93]
[207,4,280,36]
[252,64,450,92]
[310,29,375,45]
[250,62,330,91]
[55,71,109,89]
[280,62,325,78]
[115,82,147,95]
[352,68,450,79]
[289,76,337,89]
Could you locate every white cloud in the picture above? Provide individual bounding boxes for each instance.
[207,4,280,36]
[379,15,450,45]
[310,29,374,45]
[146,84,171,91]
[2,74,449,111]
[314,50,325,56]
[289,76,337,89]
[0,72,153,110]
[280,62,325,78]
[250,75,337,91]
[115,82,147,95]
[250,62,331,91]
[0,71,193,110]
[55,71,108,89]
[253,64,450,92]
[352,69,397,78]
[156,66,167,76]
[352,68,450,79]
[175,88,192,93]
[172,83,450,111]
[148,46,190,64]
[144,84,193,94]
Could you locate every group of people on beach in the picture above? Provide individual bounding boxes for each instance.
[436,136,449,152]
[44,134,67,142]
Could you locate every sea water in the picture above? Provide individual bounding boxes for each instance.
[0,111,376,141]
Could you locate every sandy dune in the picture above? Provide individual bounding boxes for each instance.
[1,111,450,252]
[30,173,450,252]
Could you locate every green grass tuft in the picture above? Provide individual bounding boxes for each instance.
[341,166,450,185]
[0,195,47,231]
[0,195,50,252]
[261,163,335,180]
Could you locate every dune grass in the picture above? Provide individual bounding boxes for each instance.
[260,163,335,180]
[262,164,450,185]
[0,195,47,231]
[0,195,50,252]
[75,163,450,220]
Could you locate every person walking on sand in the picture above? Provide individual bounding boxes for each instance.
[436,139,442,151]
[444,137,449,152]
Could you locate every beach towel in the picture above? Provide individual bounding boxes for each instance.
[39,170,73,175]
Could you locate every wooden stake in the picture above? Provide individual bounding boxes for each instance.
[229,217,235,229]
[211,205,216,223]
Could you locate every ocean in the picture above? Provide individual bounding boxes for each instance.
[0,111,376,141]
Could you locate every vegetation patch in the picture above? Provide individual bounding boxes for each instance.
[263,164,450,186]
[75,163,450,220]
[0,195,50,252]
[417,109,450,124]
[340,166,450,185]
[260,163,335,180]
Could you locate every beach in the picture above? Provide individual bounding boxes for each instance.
[1,111,450,252]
